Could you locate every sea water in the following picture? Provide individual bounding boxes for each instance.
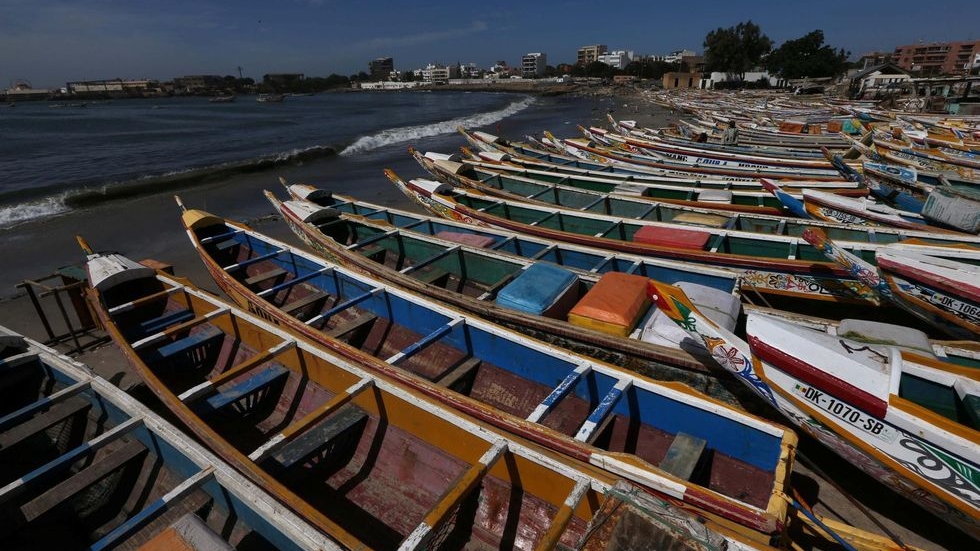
[0,90,623,295]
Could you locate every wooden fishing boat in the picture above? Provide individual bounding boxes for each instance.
[803,227,980,341]
[0,325,339,551]
[460,127,859,187]
[264,185,754,398]
[416,150,980,246]
[544,132,847,182]
[83,238,798,550]
[173,198,801,543]
[423,149,830,215]
[608,115,830,159]
[759,179,953,234]
[581,125,855,172]
[648,282,980,541]
[387,169,980,311]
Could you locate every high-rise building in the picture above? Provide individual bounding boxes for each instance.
[521,52,547,77]
[368,57,395,80]
[577,45,607,66]
[893,40,980,76]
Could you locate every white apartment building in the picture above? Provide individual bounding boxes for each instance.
[521,53,547,78]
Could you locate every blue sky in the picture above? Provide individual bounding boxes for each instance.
[3,0,979,89]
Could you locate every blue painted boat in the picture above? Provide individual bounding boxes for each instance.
[174,198,799,541]
[80,236,793,550]
[0,325,339,551]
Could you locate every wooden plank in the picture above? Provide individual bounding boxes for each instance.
[145,327,224,364]
[18,439,148,523]
[135,309,194,338]
[0,396,91,453]
[415,267,450,286]
[324,313,377,339]
[269,405,368,471]
[199,365,289,413]
[659,432,706,481]
[244,267,287,287]
[282,291,328,315]
[436,357,481,392]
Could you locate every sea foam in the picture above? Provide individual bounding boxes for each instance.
[339,96,535,156]
[0,195,70,229]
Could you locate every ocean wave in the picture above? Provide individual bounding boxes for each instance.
[0,144,338,226]
[0,195,71,229]
[339,96,536,156]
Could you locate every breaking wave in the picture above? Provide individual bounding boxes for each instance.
[339,96,535,156]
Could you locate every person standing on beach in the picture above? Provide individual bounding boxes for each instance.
[722,120,739,145]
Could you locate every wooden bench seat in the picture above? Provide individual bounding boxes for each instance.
[436,357,481,393]
[324,313,377,340]
[282,291,328,316]
[659,432,706,481]
[198,365,290,414]
[415,267,450,286]
[268,405,368,472]
[17,439,149,525]
[244,267,287,287]
[0,396,91,454]
[145,327,224,366]
[135,309,195,339]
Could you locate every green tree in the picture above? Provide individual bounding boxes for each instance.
[703,21,773,82]
[766,30,850,79]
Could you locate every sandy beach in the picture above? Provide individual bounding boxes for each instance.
[0,90,971,550]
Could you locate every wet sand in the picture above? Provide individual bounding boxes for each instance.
[0,92,970,550]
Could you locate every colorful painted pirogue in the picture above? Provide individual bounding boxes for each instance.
[386,169,980,310]
[414,149,979,243]
[264,182,756,404]
[803,227,980,341]
[172,199,800,546]
[648,281,980,541]
[459,127,864,189]
[0,325,339,551]
[81,240,768,551]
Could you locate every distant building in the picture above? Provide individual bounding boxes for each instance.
[422,64,455,84]
[846,63,913,99]
[173,75,225,93]
[521,52,547,78]
[577,44,607,66]
[369,57,394,80]
[664,50,696,64]
[67,78,157,94]
[597,50,633,70]
[857,52,895,71]
[663,72,701,90]
[893,40,980,76]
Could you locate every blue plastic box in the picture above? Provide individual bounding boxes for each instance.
[495,262,579,319]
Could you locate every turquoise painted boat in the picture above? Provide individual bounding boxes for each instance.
[386,169,980,313]
[265,182,755,405]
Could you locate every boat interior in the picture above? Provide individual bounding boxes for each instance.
[0,337,300,551]
[96,272,621,550]
[184,222,785,513]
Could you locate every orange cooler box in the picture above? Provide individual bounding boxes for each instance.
[568,272,651,337]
